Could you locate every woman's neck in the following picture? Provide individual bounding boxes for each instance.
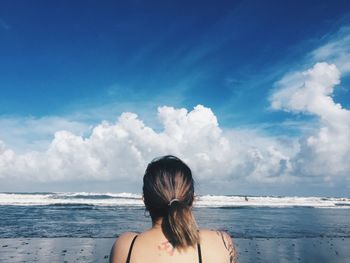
[152,218,163,229]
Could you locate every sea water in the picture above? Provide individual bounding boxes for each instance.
[0,192,349,239]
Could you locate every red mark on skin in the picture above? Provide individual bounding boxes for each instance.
[157,241,175,256]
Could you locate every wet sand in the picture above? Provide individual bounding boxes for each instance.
[1,237,349,262]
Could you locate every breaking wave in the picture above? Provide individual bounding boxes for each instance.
[0,192,349,208]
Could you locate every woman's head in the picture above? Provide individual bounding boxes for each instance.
[143,155,199,247]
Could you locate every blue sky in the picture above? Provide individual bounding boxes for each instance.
[1,1,350,195]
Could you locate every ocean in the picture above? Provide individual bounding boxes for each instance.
[1,192,350,238]
[1,192,350,262]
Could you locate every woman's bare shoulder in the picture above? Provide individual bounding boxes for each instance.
[199,229,236,263]
[199,228,232,240]
[109,232,138,263]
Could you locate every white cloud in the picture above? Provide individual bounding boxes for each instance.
[0,65,348,190]
[270,62,350,178]
[0,105,291,186]
[2,26,350,193]
[271,62,342,115]
[0,116,91,152]
[311,26,350,74]
[268,26,350,188]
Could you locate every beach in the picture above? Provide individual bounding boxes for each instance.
[1,237,350,263]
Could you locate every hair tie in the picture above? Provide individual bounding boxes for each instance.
[168,198,179,206]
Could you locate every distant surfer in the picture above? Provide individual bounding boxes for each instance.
[245,196,248,202]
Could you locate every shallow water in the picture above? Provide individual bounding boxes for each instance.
[1,205,349,238]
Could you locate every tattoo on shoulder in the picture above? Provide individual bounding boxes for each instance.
[157,240,175,256]
[216,231,237,263]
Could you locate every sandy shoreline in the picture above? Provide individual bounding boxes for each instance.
[1,237,349,262]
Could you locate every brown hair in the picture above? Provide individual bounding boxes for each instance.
[143,155,199,248]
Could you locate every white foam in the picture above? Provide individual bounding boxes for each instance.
[196,195,350,208]
[0,192,143,206]
[0,192,349,208]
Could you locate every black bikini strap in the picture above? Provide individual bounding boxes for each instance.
[126,235,138,263]
[197,243,202,263]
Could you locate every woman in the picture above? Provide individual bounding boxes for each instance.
[110,155,236,263]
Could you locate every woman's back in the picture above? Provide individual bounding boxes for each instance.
[110,228,235,263]
[110,155,236,263]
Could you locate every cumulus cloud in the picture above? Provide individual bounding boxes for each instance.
[2,61,348,187]
[268,26,350,184]
[2,27,350,192]
[271,62,350,178]
[0,116,90,152]
[0,105,291,186]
